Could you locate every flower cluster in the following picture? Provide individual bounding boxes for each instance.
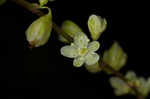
[110,71,150,97]
[60,14,107,68]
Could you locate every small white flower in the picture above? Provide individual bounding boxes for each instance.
[60,32,100,67]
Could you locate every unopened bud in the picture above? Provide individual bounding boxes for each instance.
[88,14,107,40]
[59,20,83,43]
[103,42,127,71]
[26,7,52,48]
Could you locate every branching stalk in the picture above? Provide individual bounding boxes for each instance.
[100,61,144,99]
[8,0,143,99]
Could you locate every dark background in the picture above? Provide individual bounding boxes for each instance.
[0,0,150,99]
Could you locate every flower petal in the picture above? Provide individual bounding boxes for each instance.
[73,57,85,67]
[88,41,100,52]
[60,45,78,58]
[85,52,100,65]
[74,32,89,48]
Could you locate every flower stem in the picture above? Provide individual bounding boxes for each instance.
[8,0,73,42]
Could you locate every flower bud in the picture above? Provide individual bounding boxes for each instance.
[26,8,52,48]
[103,42,127,71]
[88,14,107,40]
[110,77,131,96]
[59,20,83,43]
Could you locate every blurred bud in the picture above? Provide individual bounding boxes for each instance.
[26,7,52,48]
[125,71,137,82]
[88,14,107,40]
[39,0,48,6]
[85,62,102,73]
[103,42,127,71]
[135,77,150,97]
[0,0,6,6]
[124,71,150,97]
[59,20,83,43]
[110,77,131,96]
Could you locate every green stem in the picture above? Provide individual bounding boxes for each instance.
[8,0,143,99]
[8,0,73,42]
[9,0,44,16]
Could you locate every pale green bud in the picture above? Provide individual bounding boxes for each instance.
[103,42,127,71]
[39,0,48,6]
[88,14,107,40]
[125,71,137,82]
[0,0,6,6]
[26,7,52,47]
[137,77,150,97]
[59,20,83,43]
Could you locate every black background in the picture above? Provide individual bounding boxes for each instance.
[0,0,150,99]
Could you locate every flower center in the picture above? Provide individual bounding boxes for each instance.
[79,48,88,56]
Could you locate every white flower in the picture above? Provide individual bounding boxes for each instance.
[60,32,100,67]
